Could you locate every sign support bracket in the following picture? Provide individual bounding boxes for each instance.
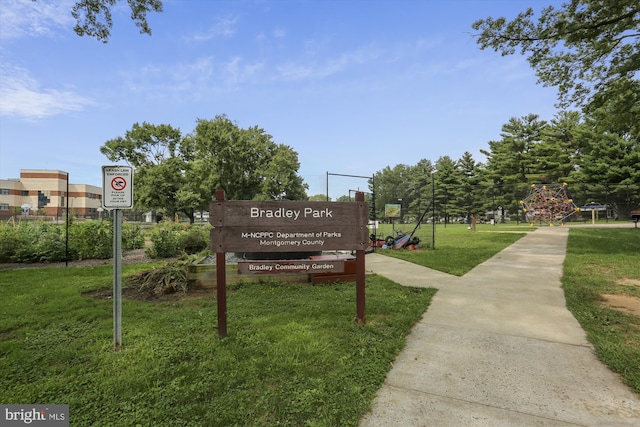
[215,189,228,338]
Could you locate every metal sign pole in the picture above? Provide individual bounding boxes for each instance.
[355,191,366,324]
[102,165,132,349]
[113,209,123,348]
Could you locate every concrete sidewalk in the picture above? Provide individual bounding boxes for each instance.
[360,227,640,426]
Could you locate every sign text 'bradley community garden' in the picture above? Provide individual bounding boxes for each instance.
[209,190,368,337]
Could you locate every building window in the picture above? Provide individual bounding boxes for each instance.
[0,189,8,195]
[21,190,29,196]
[0,203,9,210]
[37,191,51,209]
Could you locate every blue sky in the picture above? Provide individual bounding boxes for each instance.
[0,0,563,199]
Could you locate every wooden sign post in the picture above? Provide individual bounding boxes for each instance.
[210,190,369,337]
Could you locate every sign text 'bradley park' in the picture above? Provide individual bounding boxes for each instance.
[250,206,334,220]
[209,200,369,253]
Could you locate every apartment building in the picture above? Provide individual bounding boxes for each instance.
[0,170,102,220]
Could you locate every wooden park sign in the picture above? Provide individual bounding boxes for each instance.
[210,189,369,337]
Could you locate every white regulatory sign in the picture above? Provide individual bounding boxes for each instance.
[102,165,134,209]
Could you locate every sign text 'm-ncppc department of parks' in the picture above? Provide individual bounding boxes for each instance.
[209,200,369,253]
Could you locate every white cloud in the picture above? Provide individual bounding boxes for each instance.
[186,16,238,42]
[275,43,384,81]
[0,0,74,41]
[224,56,265,85]
[0,63,94,119]
[115,54,270,100]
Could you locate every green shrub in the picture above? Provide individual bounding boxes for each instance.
[146,222,181,259]
[69,221,112,260]
[178,225,209,254]
[34,226,68,262]
[123,223,145,250]
[145,222,211,259]
[10,223,70,263]
[0,223,20,263]
[0,220,205,264]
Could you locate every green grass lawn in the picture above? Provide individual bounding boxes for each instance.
[2,225,638,426]
[0,264,434,426]
[562,228,640,393]
[372,223,528,275]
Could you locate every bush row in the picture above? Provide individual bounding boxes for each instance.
[145,222,210,259]
[0,221,210,263]
[0,221,144,263]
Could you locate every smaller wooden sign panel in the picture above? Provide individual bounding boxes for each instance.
[238,260,345,275]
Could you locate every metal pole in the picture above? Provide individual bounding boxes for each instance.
[326,171,329,201]
[113,209,122,348]
[432,172,435,250]
[356,192,366,324]
[65,172,69,267]
[372,174,376,247]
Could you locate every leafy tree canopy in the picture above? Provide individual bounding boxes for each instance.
[100,122,189,219]
[189,115,306,202]
[68,0,163,42]
[100,117,308,221]
[100,122,182,168]
[472,1,639,126]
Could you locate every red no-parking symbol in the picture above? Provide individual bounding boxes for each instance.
[111,176,127,191]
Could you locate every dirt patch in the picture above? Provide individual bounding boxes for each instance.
[83,283,215,302]
[601,294,640,317]
[0,249,177,270]
[616,278,640,288]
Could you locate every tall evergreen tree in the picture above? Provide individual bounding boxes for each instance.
[456,152,485,221]
[407,159,435,220]
[533,111,582,183]
[481,114,548,186]
[480,114,548,221]
[434,156,461,224]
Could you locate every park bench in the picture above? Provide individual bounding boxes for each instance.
[631,210,640,228]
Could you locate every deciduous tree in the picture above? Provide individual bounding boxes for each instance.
[190,115,307,202]
[472,1,639,128]
[100,122,197,221]
[70,0,163,42]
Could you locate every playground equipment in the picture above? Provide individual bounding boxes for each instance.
[520,183,579,226]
